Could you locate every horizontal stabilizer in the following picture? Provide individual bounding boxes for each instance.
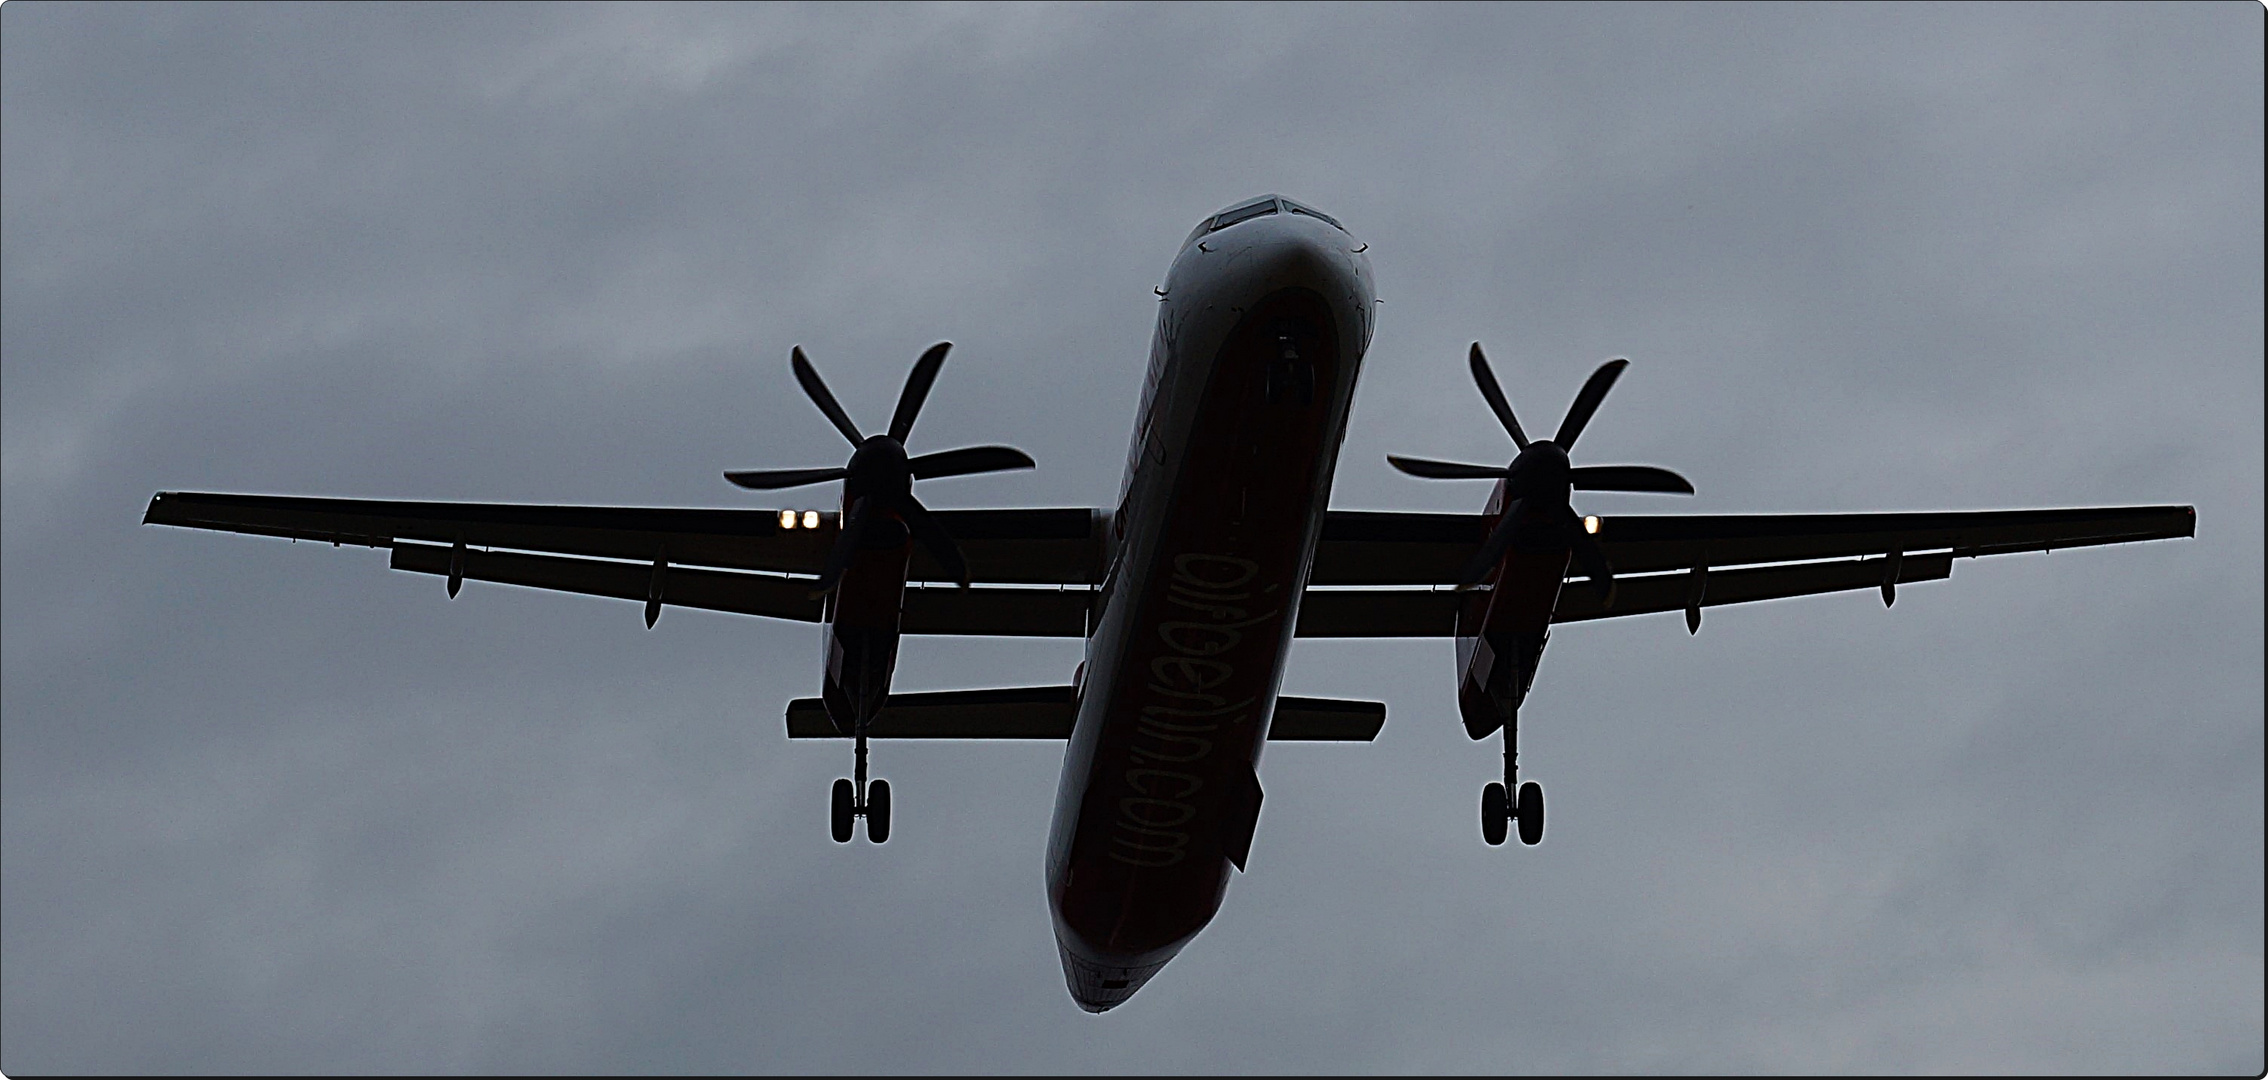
[784,687,1384,741]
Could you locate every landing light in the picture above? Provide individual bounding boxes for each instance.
[1584,515,1600,534]
[803,510,820,529]
[779,510,798,529]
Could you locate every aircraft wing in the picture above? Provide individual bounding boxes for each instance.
[145,492,1104,582]
[144,491,1103,633]
[148,493,2192,637]
[1295,505,2196,636]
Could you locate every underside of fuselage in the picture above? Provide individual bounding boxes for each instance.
[1046,197,1375,1011]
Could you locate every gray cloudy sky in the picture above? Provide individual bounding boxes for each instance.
[3,2,2260,1073]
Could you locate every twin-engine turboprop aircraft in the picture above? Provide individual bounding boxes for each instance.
[146,194,2194,1012]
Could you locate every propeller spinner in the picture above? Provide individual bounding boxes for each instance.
[726,343,1034,592]
[1388,343,1693,597]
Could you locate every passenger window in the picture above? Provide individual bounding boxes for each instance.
[1209,198,1278,232]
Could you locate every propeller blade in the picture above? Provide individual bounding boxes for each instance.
[887,342,952,444]
[811,496,869,596]
[1568,465,1693,494]
[723,465,848,490]
[1388,455,1513,481]
[894,493,969,587]
[1554,358,1629,449]
[1457,498,1524,587]
[1468,343,1529,450]
[908,445,1036,481]
[1564,507,1616,604]
[792,346,867,447]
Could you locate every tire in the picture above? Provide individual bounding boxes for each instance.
[1481,782,1509,846]
[1515,781,1544,846]
[830,778,855,844]
[865,778,892,844]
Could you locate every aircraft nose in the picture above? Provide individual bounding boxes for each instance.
[1228,224,1358,299]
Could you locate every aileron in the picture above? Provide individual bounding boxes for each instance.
[1594,505,2192,576]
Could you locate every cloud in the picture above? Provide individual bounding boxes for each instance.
[4,3,2258,1073]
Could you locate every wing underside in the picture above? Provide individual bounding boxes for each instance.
[145,491,1098,634]
[143,492,1103,583]
[1299,504,2193,635]
[147,492,2190,637]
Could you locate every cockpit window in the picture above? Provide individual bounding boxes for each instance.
[1184,195,1348,249]
[1208,197,1278,232]
[1281,199,1345,232]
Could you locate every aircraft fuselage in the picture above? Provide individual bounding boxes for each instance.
[1045,202,1375,1011]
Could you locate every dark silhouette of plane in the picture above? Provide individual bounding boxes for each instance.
[145,194,2194,1012]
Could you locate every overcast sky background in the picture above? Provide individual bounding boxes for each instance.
[3,3,2260,1073]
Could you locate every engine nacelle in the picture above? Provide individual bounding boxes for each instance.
[1454,507,1571,740]
[819,515,913,736]
[1457,628,1543,740]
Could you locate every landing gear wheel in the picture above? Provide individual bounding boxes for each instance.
[865,778,891,844]
[1481,782,1509,846]
[1515,781,1544,846]
[830,778,855,844]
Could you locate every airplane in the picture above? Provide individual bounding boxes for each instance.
[144,193,2195,1013]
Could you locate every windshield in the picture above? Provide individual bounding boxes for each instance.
[1185,196,1278,246]
[1280,198,1345,232]
[1210,197,1278,231]
[1185,195,1349,248]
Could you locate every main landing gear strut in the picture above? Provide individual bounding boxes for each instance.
[1481,710,1543,847]
[831,730,891,843]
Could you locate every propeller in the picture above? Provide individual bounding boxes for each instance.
[1388,343,1693,599]
[726,343,1034,593]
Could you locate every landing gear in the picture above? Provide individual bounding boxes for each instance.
[1266,320,1314,405]
[829,730,892,843]
[1515,780,1543,846]
[1481,782,1509,846]
[1482,710,1544,846]
[831,777,856,843]
[866,778,891,843]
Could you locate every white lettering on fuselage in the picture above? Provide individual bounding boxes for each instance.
[1108,553,1279,868]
